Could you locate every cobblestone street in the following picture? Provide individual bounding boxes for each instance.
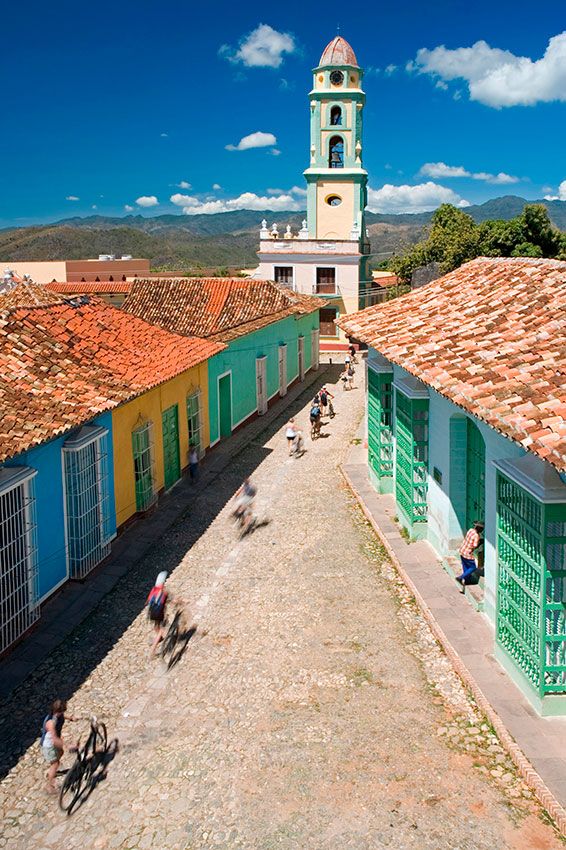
[0,372,562,849]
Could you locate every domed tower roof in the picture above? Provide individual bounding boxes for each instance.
[319,36,359,68]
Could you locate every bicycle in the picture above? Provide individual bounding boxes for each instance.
[59,716,117,815]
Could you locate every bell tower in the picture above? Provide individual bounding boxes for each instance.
[305,37,368,242]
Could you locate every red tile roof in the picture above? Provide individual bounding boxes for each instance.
[0,297,224,462]
[319,36,359,67]
[0,280,64,310]
[339,257,566,472]
[123,278,322,342]
[46,281,132,294]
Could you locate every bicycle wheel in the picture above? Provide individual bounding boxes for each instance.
[83,723,107,760]
[162,614,180,658]
[59,759,85,814]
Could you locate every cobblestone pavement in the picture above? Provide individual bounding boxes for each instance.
[1,375,563,849]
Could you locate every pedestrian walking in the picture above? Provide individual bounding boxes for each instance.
[147,571,169,657]
[347,364,355,389]
[319,386,334,417]
[189,445,199,483]
[41,699,75,793]
[348,344,358,364]
[285,418,298,455]
[456,522,484,592]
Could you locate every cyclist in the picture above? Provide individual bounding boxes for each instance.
[309,397,322,438]
[319,386,334,417]
[233,477,257,533]
[147,571,169,657]
[41,699,75,793]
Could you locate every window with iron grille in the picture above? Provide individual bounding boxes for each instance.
[274,266,293,286]
[132,421,156,512]
[368,368,394,484]
[63,426,111,580]
[496,473,566,698]
[186,391,203,458]
[0,467,39,654]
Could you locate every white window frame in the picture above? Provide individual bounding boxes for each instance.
[298,336,305,381]
[314,265,337,295]
[187,389,204,459]
[311,329,320,370]
[132,420,157,512]
[62,425,111,580]
[278,344,288,396]
[256,356,268,415]
[0,466,39,653]
[273,265,295,289]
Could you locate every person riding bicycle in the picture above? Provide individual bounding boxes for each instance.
[319,385,334,417]
[310,398,322,436]
[147,571,169,658]
[233,477,257,533]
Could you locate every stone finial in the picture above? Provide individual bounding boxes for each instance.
[355,140,362,163]
[298,219,309,240]
[310,144,316,163]
[284,224,292,239]
[259,219,269,239]
[270,223,279,238]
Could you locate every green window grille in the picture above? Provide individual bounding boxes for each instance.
[496,473,566,698]
[186,391,202,459]
[466,418,486,529]
[367,367,393,482]
[395,389,429,528]
[132,421,156,512]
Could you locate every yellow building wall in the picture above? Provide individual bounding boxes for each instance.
[111,361,209,527]
[316,180,356,238]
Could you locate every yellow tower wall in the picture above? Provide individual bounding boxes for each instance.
[316,181,356,239]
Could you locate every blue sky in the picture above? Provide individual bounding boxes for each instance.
[1,0,565,227]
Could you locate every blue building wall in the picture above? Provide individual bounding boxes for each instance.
[208,313,319,446]
[5,411,116,602]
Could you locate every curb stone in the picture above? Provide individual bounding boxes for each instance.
[340,463,566,839]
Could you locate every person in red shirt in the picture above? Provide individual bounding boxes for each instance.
[456,522,484,592]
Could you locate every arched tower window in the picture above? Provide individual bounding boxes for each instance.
[330,106,342,126]
[329,136,344,168]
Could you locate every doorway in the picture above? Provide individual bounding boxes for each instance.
[218,373,232,439]
[298,336,305,381]
[278,345,287,396]
[161,405,181,490]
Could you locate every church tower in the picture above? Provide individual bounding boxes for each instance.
[305,37,368,244]
[255,36,372,350]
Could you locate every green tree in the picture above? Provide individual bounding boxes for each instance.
[519,204,562,256]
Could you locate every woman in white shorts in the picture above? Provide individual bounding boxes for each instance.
[285,418,297,455]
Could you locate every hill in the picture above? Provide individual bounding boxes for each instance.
[1,197,564,270]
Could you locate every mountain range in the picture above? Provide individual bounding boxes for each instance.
[1,196,565,271]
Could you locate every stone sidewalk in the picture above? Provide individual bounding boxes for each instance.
[342,430,566,835]
[0,363,331,703]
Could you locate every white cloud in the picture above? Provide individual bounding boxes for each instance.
[177,180,191,189]
[410,32,566,107]
[226,131,277,151]
[124,205,134,212]
[419,162,520,184]
[65,195,80,201]
[384,64,398,75]
[220,24,296,69]
[91,205,97,210]
[160,133,169,138]
[170,190,303,215]
[135,195,159,207]
[270,148,281,156]
[544,180,566,201]
[212,183,222,190]
[367,182,470,214]
[267,185,306,197]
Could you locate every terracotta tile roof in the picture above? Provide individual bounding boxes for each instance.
[319,36,359,67]
[339,257,566,472]
[0,280,64,310]
[46,281,133,294]
[0,297,224,463]
[123,278,322,342]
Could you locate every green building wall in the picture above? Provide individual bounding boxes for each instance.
[207,312,320,446]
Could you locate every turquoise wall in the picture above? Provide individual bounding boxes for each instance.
[208,312,319,445]
[4,411,116,603]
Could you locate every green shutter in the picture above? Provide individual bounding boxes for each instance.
[466,418,486,529]
[367,368,393,489]
[395,389,429,531]
[496,473,566,698]
[161,405,181,490]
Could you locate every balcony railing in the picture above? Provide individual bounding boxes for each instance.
[315,282,337,295]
